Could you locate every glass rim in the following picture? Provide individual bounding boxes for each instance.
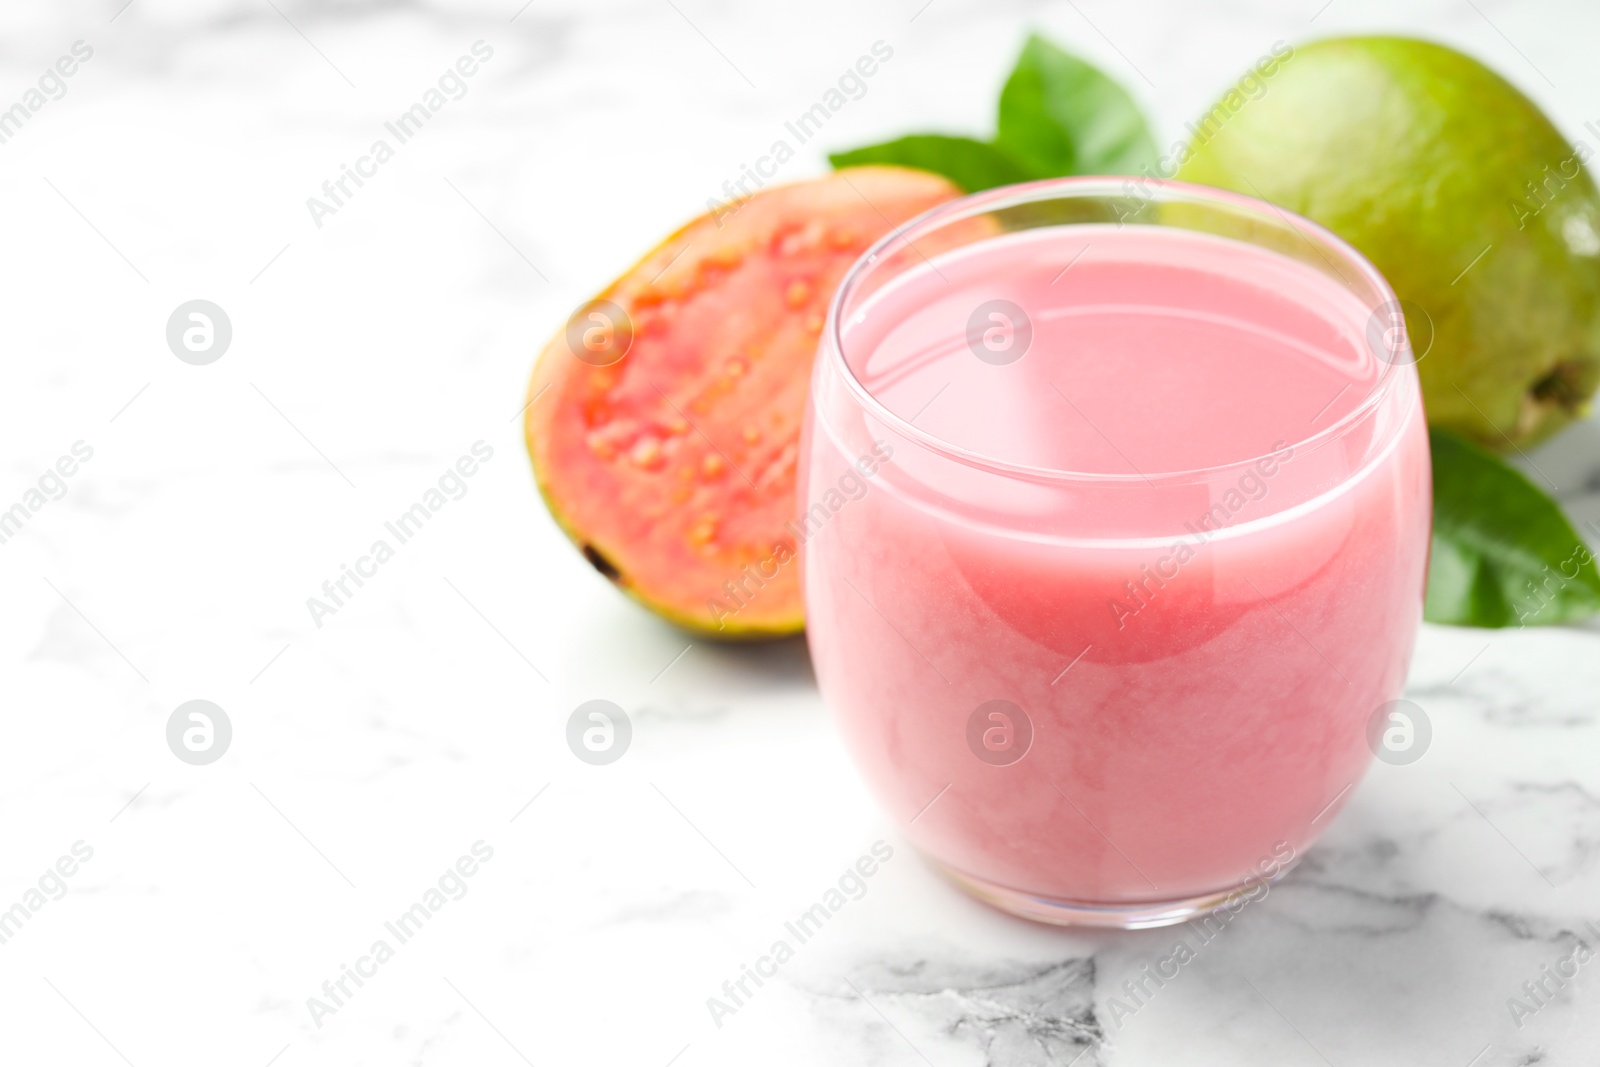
[822,175,1411,485]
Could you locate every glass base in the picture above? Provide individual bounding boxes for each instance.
[932,856,1299,930]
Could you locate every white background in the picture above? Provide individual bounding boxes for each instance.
[2,1,1598,1064]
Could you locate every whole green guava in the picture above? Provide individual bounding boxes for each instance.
[1177,36,1600,449]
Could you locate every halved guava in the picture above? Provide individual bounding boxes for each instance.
[525,167,961,638]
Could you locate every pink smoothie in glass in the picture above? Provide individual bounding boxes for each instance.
[802,215,1430,919]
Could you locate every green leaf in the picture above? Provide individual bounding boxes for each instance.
[828,34,1156,191]
[1425,428,1600,627]
[829,135,1035,194]
[996,33,1158,177]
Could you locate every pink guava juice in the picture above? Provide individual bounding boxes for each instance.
[800,179,1431,927]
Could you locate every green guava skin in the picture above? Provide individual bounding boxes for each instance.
[1176,36,1600,450]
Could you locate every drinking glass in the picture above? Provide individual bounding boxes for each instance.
[800,177,1431,928]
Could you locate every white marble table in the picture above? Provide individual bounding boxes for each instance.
[3,0,1598,1063]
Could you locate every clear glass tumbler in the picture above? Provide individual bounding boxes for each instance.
[800,177,1431,928]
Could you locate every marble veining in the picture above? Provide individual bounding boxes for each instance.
[1,0,1598,1064]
